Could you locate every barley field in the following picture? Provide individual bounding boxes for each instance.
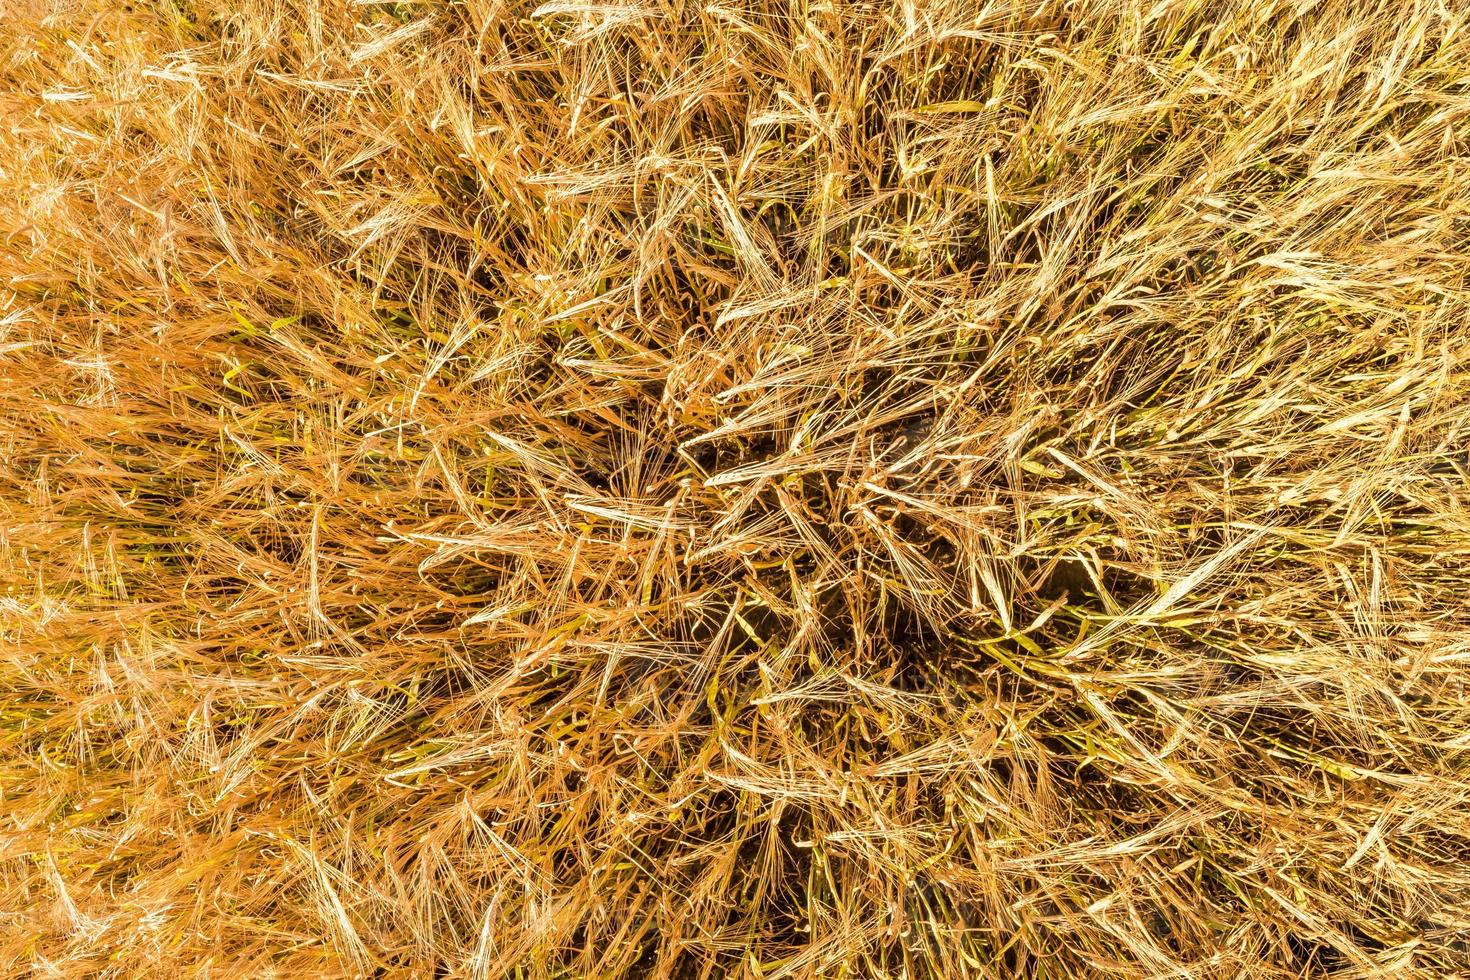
[3,0,1470,976]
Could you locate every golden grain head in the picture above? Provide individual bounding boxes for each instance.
[3,0,1470,976]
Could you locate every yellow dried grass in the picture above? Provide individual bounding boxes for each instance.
[3,0,1470,976]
